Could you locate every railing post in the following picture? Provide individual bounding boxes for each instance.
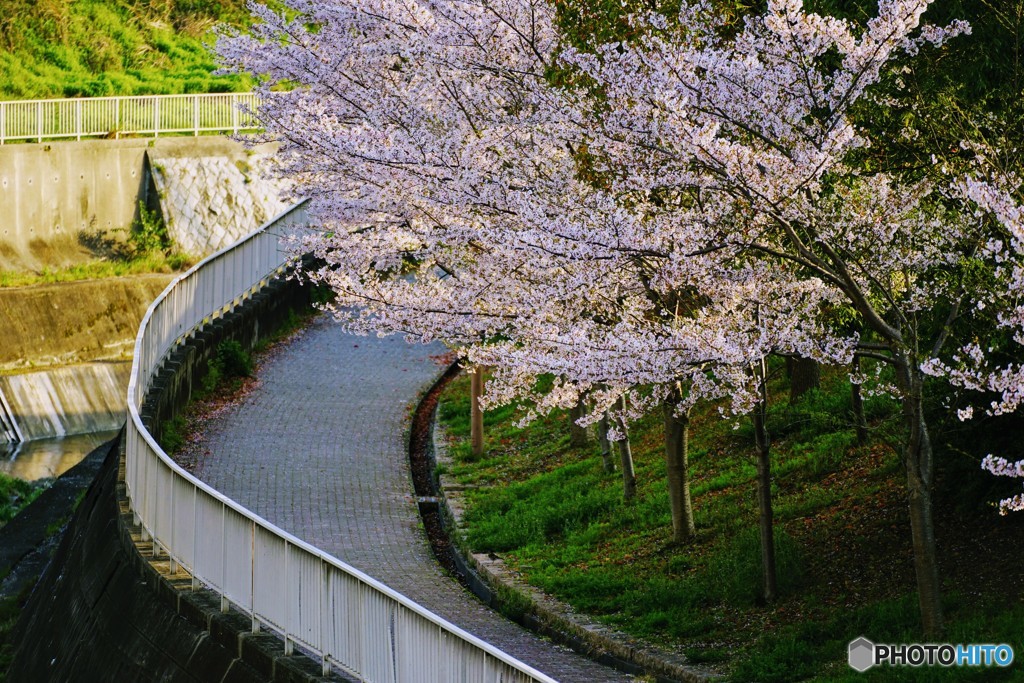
[283,541,293,656]
[220,501,228,608]
[194,95,199,136]
[321,559,330,675]
[154,96,160,138]
[76,99,82,140]
[191,485,198,589]
[115,98,120,139]
[36,100,42,143]
[251,519,259,633]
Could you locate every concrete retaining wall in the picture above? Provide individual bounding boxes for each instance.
[0,273,172,372]
[5,267,332,683]
[0,137,284,272]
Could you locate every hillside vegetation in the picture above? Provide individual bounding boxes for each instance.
[439,365,1024,681]
[0,0,251,100]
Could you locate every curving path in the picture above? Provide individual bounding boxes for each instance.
[193,314,632,682]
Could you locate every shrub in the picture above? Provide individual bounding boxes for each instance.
[214,340,252,379]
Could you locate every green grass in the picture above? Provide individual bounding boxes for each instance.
[0,0,251,100]
[438,366,1024,680]
[0,472,47,527]
[0,252,192,287]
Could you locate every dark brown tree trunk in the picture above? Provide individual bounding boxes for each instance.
[598,411,615,473]
[789,356,820,403]
[895,355,944,638]
[752,358,777,603]
[663,393,695,543]
[851,356,868,446]
[569,397,592,447]
[470,366,484,457]
[615,397,636,502]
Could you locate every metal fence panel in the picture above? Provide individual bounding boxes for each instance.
[0,93,262,143]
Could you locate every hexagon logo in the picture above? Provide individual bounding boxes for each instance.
[848,637,875,672]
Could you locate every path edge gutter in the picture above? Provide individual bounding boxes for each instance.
[408,367,720,683]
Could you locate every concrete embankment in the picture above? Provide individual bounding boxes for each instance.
[5,267,328,682]
[0,274,171,444]
[5,438,275,682]
[0,362,130,441]
[0,137,285,273]
[0,274,172,372]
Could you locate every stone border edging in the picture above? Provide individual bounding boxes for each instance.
[424,393,720,683]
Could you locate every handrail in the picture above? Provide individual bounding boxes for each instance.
[124,202,558,682]
[0,93,261,144]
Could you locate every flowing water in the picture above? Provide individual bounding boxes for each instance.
[0,430,120,481]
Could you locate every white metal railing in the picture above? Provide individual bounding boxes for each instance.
[124,202,557,683]
[0,93,261,144]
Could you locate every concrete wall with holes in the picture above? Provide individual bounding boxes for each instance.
[0,136,280,273]
[0,138,150,267]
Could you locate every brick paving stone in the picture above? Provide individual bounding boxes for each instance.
[195,314,633,683]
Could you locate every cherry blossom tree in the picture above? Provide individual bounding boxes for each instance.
[541,0,984,636]
[217,0,781,550]
[219,0,1024,637]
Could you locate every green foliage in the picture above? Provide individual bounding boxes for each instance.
[215,339,253,379]
[705,528,804,606]
[0,472,46,526]
[0,250,191,287]
[464,460,618,551]
[439,363,1024,677]
[126,203,173,257]
[735,596,1024,682]
[0,0,252,100]
[160,414,187,454]
[196,339,253,400]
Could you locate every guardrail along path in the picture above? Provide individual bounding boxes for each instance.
[193,315,632,682]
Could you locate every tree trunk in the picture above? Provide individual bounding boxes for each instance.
[598,411,615,473]
[789,356,820,403]
[663,394,696,543]
[569,397,592,447]
[851,356,868,447]
[615,397,636,502]
[752,358,777,603]
[470,366,484,457]
[895,356,944,638]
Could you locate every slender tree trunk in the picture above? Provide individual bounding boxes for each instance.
[789,356,820,403]
[615,397,636,502]
[598,411,615,473]
[751,358,777,603]
[851,356,868,447]
[663,393,696,543]
[895,355,944,638]
[569,397,592,447]
[470,366,484,457]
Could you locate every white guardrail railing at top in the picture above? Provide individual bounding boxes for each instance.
[0,93,261,144]
[124,200,558,683]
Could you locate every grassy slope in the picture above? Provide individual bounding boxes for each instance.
[438,367,1024,682]
[0,0,250,100]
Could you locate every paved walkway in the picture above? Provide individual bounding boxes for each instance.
[193,315,631,682]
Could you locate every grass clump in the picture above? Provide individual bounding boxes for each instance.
[0,472,47,527]
[0,204,194,288]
